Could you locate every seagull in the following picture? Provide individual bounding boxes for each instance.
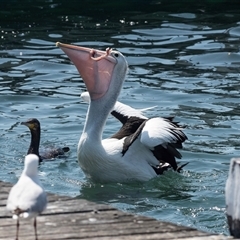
[7,154,47,240]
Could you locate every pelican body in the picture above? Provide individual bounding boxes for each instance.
[57,42,187,183]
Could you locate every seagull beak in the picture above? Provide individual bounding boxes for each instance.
[56,42,117,100]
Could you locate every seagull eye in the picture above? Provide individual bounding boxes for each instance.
[114,53,119,57]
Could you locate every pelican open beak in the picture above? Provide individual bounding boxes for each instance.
[56,42,117,100]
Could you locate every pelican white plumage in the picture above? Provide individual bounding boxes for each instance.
[81,91,188,170]
[57,42,188,182]
[80,91,155,139]
[7,154,47,240]
[80,91,156,120]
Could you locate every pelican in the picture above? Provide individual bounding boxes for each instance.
[57,42,188,182]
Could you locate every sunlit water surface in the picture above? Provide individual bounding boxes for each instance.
[1,7,240,235]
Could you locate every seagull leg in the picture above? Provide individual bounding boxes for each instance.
[34,217,38,240]
[16,218,19,240]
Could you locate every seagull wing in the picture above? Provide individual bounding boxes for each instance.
[7,176,47,216]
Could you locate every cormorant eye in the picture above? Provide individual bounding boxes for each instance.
[114,53,119,57]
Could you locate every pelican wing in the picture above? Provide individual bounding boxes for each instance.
[112,101,149,121]
[140,117,187,149]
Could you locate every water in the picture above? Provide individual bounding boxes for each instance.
[1,0,240,235]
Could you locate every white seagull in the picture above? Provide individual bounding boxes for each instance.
[7,154,47,240]
[57,42,188,183]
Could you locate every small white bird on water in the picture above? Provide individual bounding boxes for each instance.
[7,154,47,240]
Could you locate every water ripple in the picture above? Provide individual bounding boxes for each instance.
[1,7,240,236]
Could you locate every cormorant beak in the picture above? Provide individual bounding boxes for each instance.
[21,121,27,126]
[21,122,35,130]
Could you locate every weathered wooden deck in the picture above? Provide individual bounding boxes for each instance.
[0,181,231,240]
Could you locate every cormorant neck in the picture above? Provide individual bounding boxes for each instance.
[28,128,40,157]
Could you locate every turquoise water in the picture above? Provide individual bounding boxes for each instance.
[1,1,240,235]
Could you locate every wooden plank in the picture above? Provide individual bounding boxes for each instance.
[0,181,231,240]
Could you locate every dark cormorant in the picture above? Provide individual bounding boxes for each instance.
[21,118,70,162]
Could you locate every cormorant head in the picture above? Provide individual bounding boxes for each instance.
[21,118,40,131]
